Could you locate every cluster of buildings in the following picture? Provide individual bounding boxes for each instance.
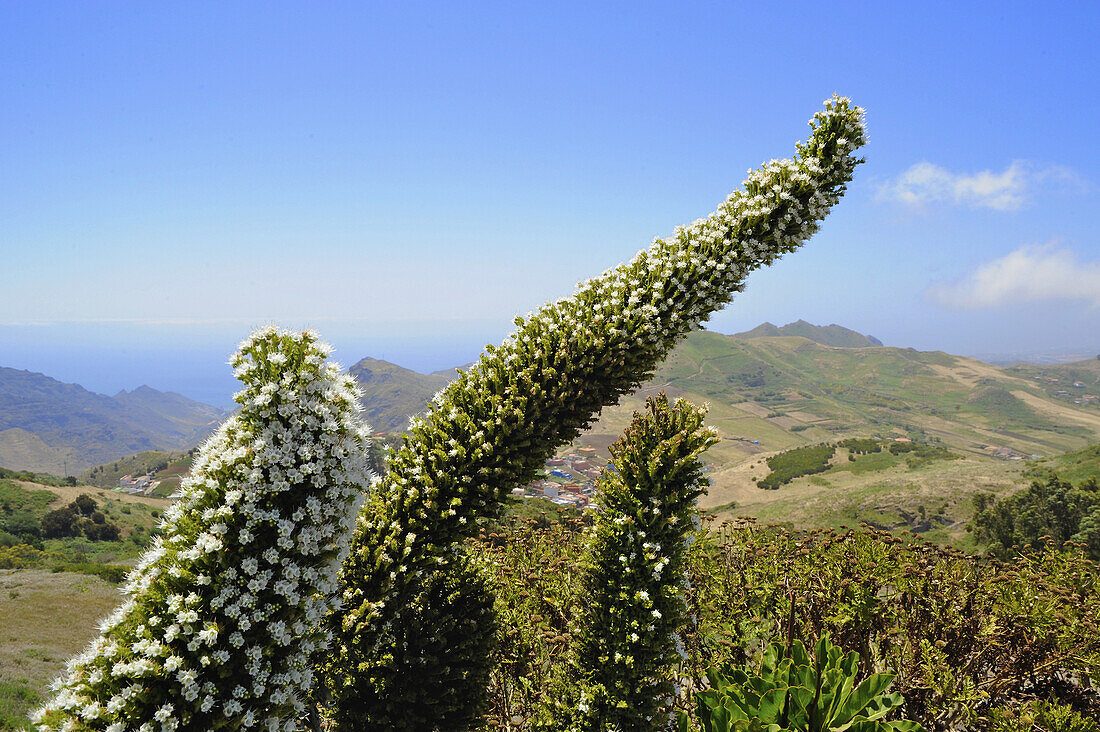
[513,446,610,510]
[118,474,160,496]
[1032,375,1098,406]
[981,445,1040,461]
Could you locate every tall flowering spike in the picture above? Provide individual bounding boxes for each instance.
[325,97,866,724]
[543,393,718,730]
[34,327,373,732]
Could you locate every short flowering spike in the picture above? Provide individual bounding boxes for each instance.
[34,328,373,731]
[542,393,717,730]
[325,97,867,726]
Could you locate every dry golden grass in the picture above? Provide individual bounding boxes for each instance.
[0,570,120,728]
[13,482,171,511]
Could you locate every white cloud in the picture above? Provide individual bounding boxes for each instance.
[879,161,1082,211]
[929,244,1100,308]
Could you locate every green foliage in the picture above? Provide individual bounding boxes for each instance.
[472,519,1100,729]
[1025,443,1100,486]
[988,700,1100,732]
[544,394,718,730]
[690,634,920,732]
[71,494,96,516]
[37,495,123,542]
[0,467,68,486]
[836,438,881,455]
[973,474,1100,560]
[883,442,949,459]
[759,444,836,490]
[0,480,54,544]
[39,506,77,539]
[319,499,499,732]
[325,96,868,726]
[0,680,40,732]
[0,542,46,568]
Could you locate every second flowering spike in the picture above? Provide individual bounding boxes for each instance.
[542,392,718,730]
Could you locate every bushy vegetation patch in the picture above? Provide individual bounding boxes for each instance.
[0,680,42,732]
[973,474,1100,561]
[0,468,74,487]
[0,481,55,545]
[39,495,121,542]
[757,439,956,488]
[837,437,882,454]
[472,516,1100,730]
[758,444,836,489]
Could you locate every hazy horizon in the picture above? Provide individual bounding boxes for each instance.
[3,317,1098,408]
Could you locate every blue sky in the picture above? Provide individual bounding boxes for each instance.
[3,2,1099,405]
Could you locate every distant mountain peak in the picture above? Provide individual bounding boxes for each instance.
[0,368,224,474]
[734,321,883,348]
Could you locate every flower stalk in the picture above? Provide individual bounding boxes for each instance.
[324,97,866,726]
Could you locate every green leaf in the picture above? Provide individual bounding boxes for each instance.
[757,687,789,723]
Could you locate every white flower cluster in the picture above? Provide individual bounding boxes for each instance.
[328,97,866,723]
[34,327,373,732]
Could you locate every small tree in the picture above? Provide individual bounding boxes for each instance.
[34,327,372,731]
[543,393,717,730]
[40,506,77,539]
[973,475,1100,560]
[72,494,97,516]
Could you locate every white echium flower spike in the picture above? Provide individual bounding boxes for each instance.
[34,327,373,732]
[326,97,867,728]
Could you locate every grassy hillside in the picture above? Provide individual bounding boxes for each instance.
[346,357,454,433]
[342,327,1100,540]
[1024,442,1100,485]
[552,331,1100,543]
[0,571,121,730]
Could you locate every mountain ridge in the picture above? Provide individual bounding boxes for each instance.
[734,319,884,348]
[0,366,225,475]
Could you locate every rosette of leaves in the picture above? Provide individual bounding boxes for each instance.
[543,392,718,731]
[324,97,868,728]
[688,634,922,732]
[33,327,372,732]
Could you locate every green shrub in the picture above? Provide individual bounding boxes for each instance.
[973,474,1100,560]
[473,518,1100,729]
[837,438,882,455]
[758,444,836,490]
[988,700,1099,732]
[0,543,45,569]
